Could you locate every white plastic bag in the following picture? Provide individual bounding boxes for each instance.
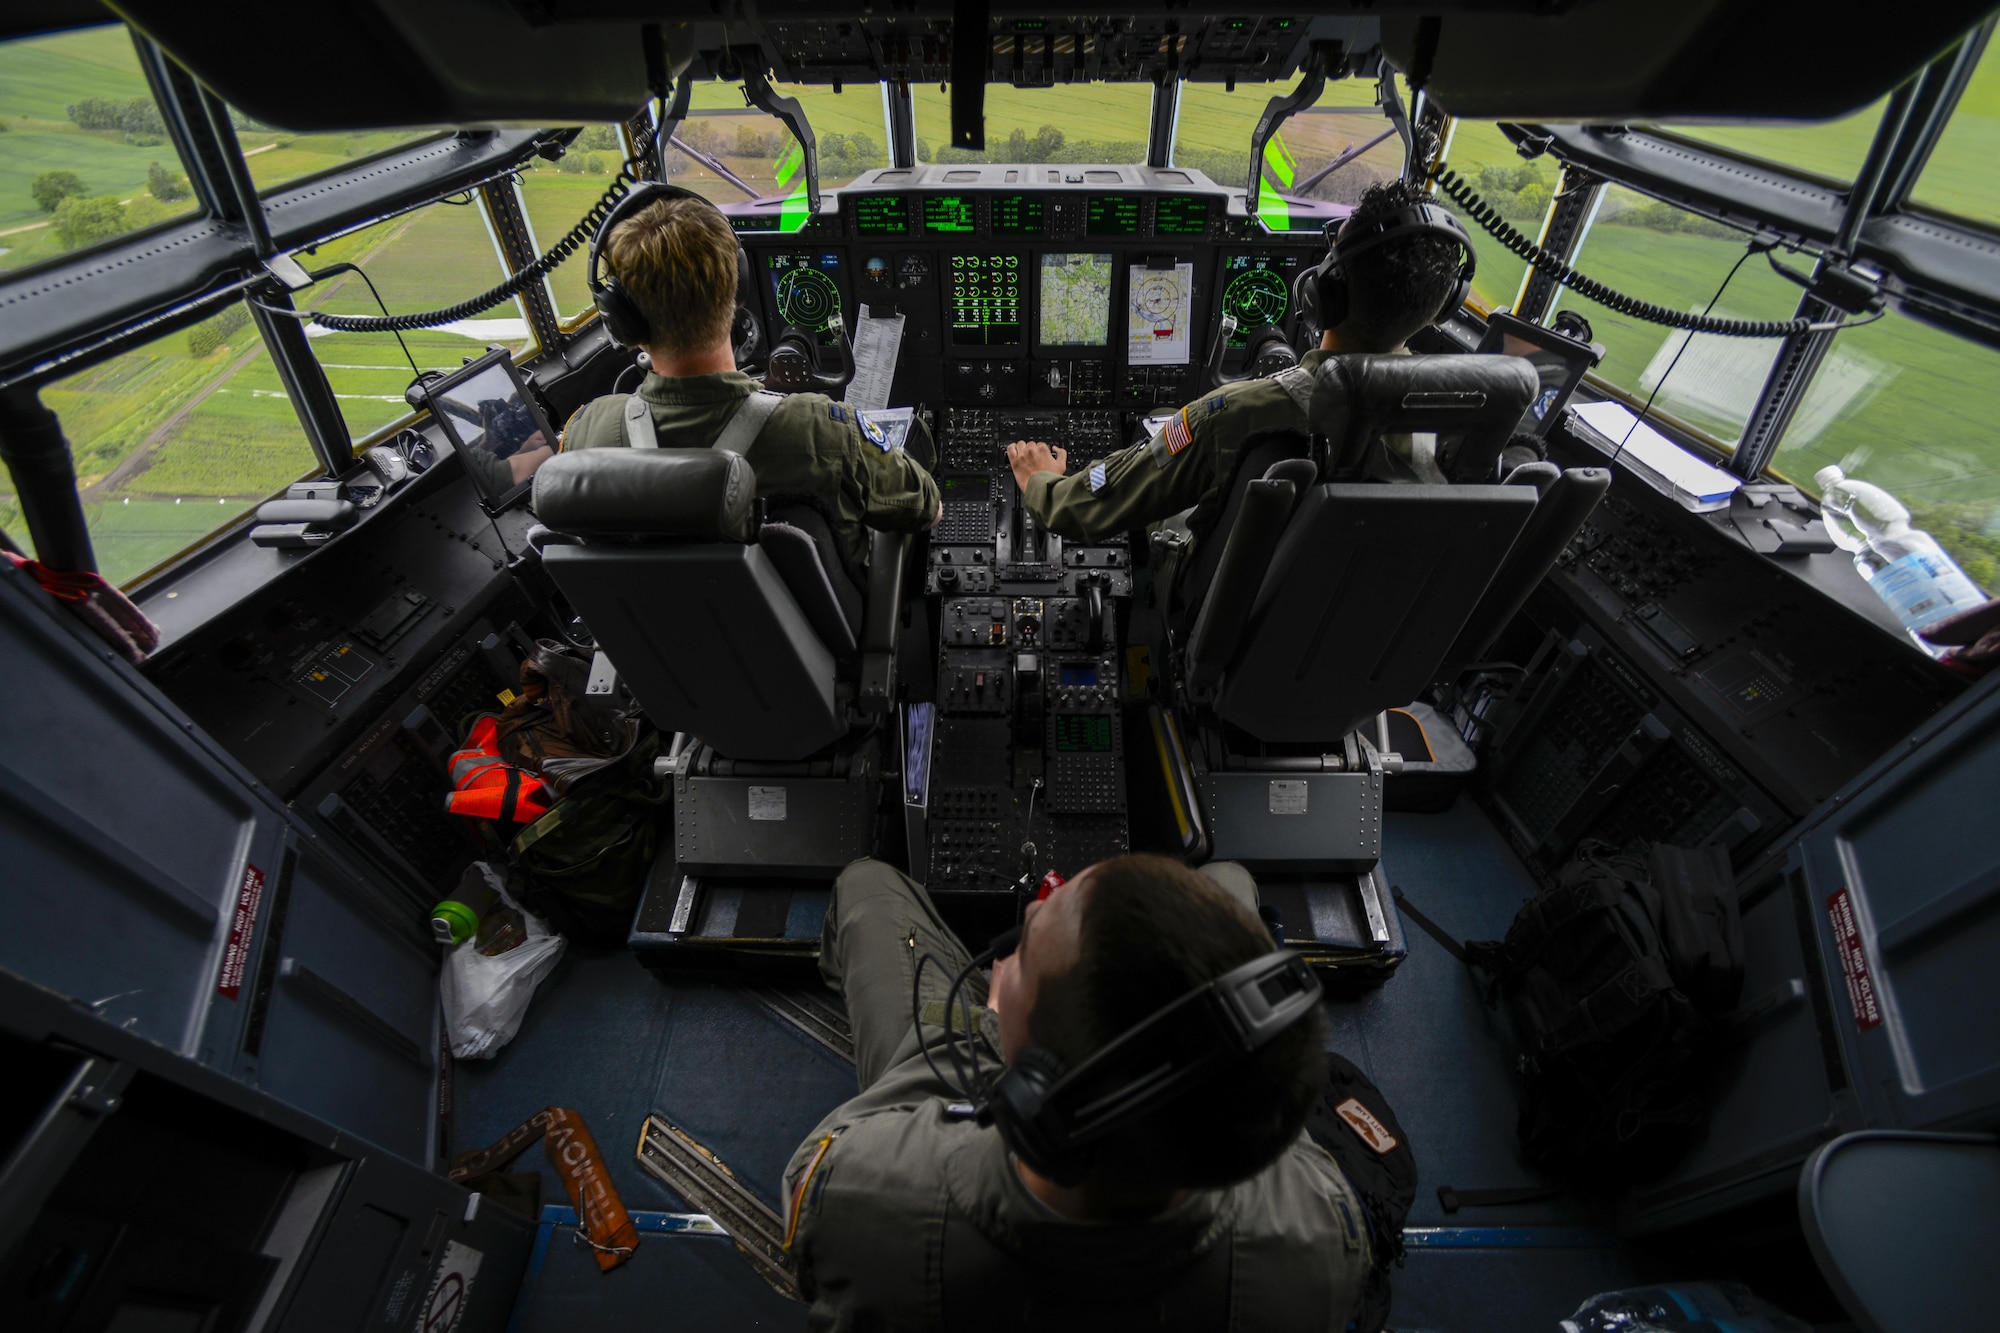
[439,868,566,1060]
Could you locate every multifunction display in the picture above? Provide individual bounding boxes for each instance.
[924,195,977,233]
[992,194,1045,236]
[1086,195,1142,236]
[852,195,909,235]
[1127,262,1195,366]
[1155,196,1210,235]
[948,254,1024,347]
[1038,253,1114,347]
[1220,254,1302,343]
[767,252,845,343]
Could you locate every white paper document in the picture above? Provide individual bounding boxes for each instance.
[1571,400,1741,506]
[847,304,906,412]
[1127,262,1195,366]
[859,405,916,452]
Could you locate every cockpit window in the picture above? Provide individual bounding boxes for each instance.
[1559,184,1813,450]
[662,79,885,206]
[519,123,633,323]
[235,110,454,195]
[1649,97,1888,187]
[14,297,320,586]
[0,25,201,276]
[1912,37,2000,228]
[1770,309,2000,592]
[1439,120,1557,312]
[290,198,536,442]
[911,83,1153,164]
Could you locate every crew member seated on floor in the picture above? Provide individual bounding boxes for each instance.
[1004,178,1468,545]
[558,187,942,571]
[782,856,1373,1329]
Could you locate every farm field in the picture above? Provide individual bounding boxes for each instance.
[3,23,1997,587]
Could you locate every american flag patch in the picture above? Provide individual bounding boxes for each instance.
[1163,409,1193,458]
[1088,462,1107,492]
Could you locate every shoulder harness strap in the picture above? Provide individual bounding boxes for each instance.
[712,389,785,457]
[1271,363,1316,419]
[622,394,658,449]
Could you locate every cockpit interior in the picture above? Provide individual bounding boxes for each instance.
[4,3,2000,1331]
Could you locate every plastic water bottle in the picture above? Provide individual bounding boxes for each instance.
[1813,467,1871,555]
[1814,466,1984,638]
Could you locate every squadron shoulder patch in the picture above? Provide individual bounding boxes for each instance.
[1088,462,1107,493]
[856,410,891,451]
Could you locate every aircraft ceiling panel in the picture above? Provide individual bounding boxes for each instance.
[89,2,2000,133]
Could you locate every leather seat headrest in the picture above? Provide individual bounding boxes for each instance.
[533,448,756,541]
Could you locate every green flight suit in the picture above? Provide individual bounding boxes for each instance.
[1019,348,1334,552]
[1020,348,1435,561]
[559,371,939,574]
[780,859,1373,1332]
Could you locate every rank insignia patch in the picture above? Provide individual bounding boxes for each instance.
[1206,396,1225,414]
[1088,462,1107,493]
[826,404,847,423]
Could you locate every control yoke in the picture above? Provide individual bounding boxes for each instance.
[764,312,854,396]
[1205,312,1300,389]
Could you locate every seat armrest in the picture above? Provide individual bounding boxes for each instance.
[859,529,910,713]
[1185,478,1296,696]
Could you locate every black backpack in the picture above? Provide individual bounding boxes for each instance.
[1305,1052,1418,1333]
[1466,841,1744,1179]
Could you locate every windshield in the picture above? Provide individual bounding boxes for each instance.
[1649,98,1888,185]
[911,84,1153,163]
[0,24,202,276]
[1913,36,2000,228]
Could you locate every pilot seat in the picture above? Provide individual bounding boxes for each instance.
[530,446,909,976]
[1152,352,1607,982]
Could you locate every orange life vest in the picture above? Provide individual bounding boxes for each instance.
[446,715,553,823]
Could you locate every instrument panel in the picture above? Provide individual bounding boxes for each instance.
[734,173,1330,409]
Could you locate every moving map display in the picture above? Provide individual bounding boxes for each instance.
[1127,262,1195,366]
[949,254,1023,347]
[1038,253,1113,347]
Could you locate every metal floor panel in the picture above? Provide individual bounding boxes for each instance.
[463,798,1652,1331]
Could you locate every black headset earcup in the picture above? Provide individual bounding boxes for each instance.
[593,277,649,349]
[1316,257,1349,331]
[985,1046,1086,1184]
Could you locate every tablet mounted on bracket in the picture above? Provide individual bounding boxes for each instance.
[416,349,560,515]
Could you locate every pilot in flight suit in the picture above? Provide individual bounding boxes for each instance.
[558,186,939,575]
[561,377,938,575]
[1008,179,1470,565]
[780,857,1373,1331]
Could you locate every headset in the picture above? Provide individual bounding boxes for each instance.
[920,926,1323,1188]
[587,180,755,349]
[1296,199,1477,333]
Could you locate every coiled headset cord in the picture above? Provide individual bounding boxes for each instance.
[1431,167,1867,339]
[304,157,644,334]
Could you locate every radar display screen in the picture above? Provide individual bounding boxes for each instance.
[992,194,1045,236]
[924,195,976,233]
[1155,196,1210,235]
[852,196,909,235]
[1220,254,1301,344]
[1038,253,1113,347]
[1087,195,1142,236]
[767,253,844,343]
[948,254,1023,347]
[1054,714,1115,753]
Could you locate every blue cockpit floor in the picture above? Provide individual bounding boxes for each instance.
[459,797,1641,1333]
